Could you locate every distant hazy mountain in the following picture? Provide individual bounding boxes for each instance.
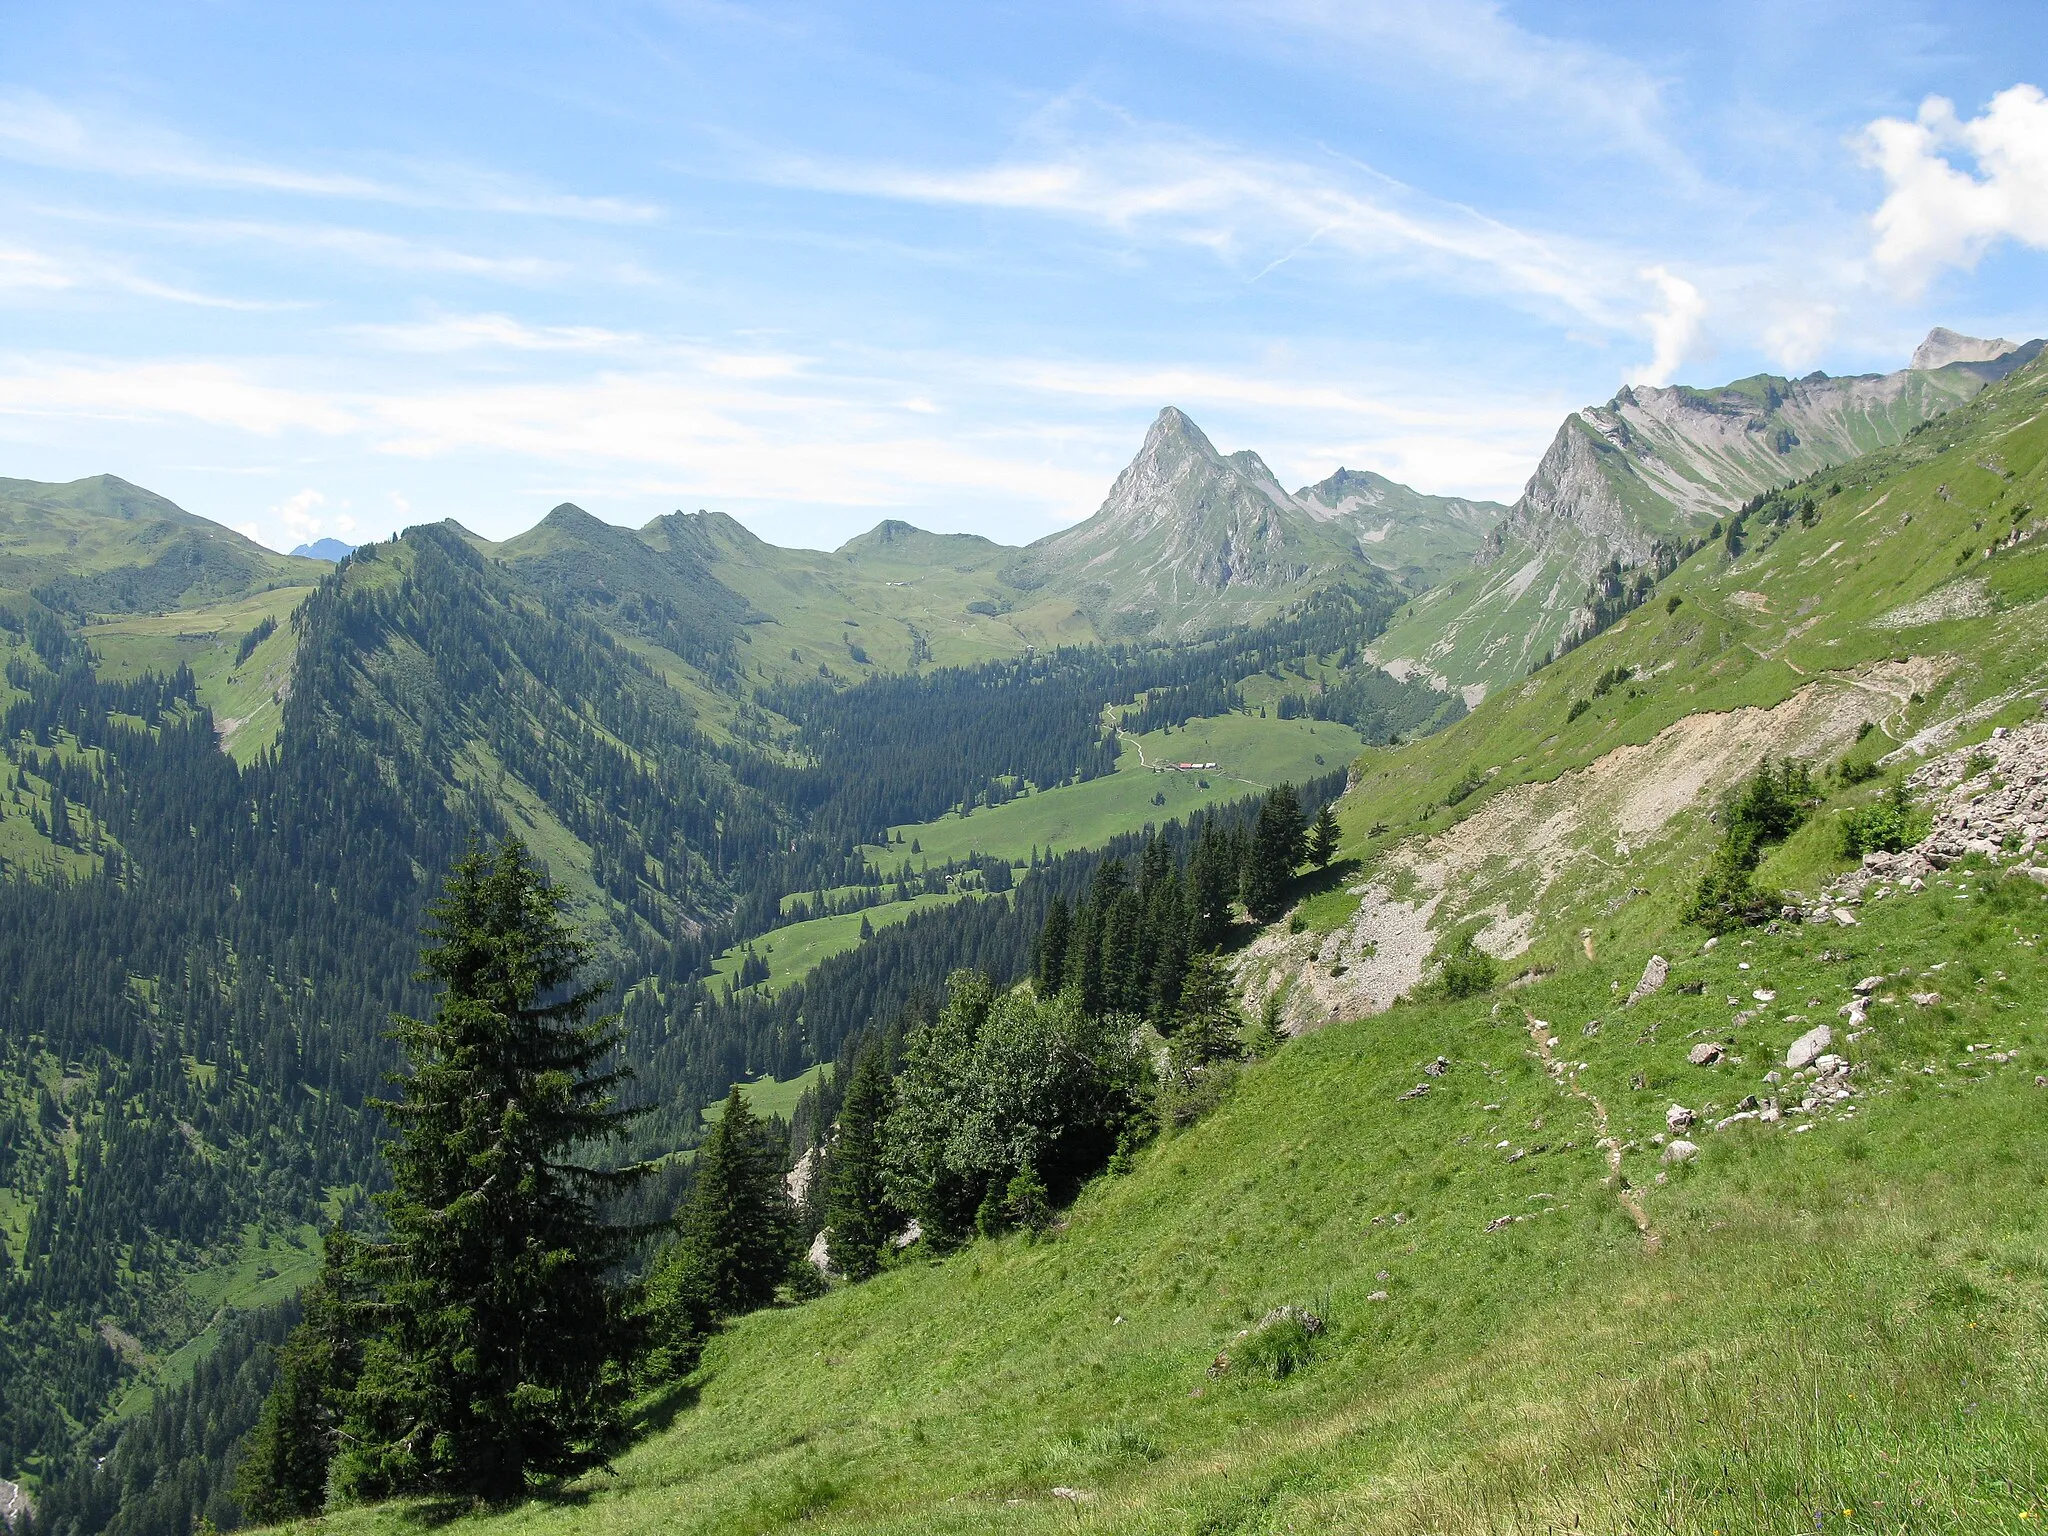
[1911,327,2017,370]
[1002,407,1504,638]
[290,537,357,561]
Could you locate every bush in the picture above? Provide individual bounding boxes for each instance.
[1566,698,1591,723]
[1839,780,1923,860]
[1158,1058,1239,1133]
[1425,934,1497,999]
[1686,759,1812,932]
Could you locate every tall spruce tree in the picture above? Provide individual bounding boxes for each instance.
[1242,784,1307,922]
[1188,821,1236,950]
[1033,894,1071,997]
[235,1232,365,1521]
[651,1086,799,1331]
[338,839,651,1505]
[1171,951,1246,1069]
[824,1046,900,1280]
[1309,804,1339,868]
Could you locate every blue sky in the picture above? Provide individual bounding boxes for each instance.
[2,1,2045,553]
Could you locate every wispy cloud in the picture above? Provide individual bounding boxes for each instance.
[0,359,358,435]
[767,100,1716,380]
[0,238,296,309]
[1153,0,1683,172]
[1862,83,2048,295]
[775,103,1647,326]
[0,93,658,221]
[349,313,643,352]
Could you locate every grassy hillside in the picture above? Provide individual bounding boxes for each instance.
[329,857,2048,1534]
[0,475,325,619]
[307,353,2048,1536]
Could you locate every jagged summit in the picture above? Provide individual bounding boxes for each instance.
[1002,407,1504,636]
[1912,326,2017,370]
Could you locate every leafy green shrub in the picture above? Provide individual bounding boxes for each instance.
[1424,934,1498,999]
[1003,1166,1053,1236]
[1443,767,1486,806]
[1965,750,1997,779]
[1591,665,1633,698]
[1566,698,1591,723]
[1838,756,1881,786]
[1687,758,1814,931]
[1158,1058,1239,1132]
[1839,780,1924,860]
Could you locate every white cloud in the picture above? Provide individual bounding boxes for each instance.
[1863,84,2048,295]
[0,359,358,435]
[1626,266,1705,386]
[0,93,657,221]
[1158,0,1679,169]
[774,104,1654,336]
[351,313,641,352]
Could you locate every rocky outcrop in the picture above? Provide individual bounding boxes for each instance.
[1007,407,1504,637]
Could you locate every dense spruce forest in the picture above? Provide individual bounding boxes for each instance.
[0,494,1428,1533]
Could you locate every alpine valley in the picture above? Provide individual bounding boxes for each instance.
[7,328,2048,1536]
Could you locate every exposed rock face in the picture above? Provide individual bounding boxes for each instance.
[1005,408,1338,634]
[1912,327,2017,370]
[1008,407,1504,637]
[1625,954,1669,1007]
[1378,340,2042,690]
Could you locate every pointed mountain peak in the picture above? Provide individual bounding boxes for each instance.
[1140,405,1222,461]
[1912,327,2017,370]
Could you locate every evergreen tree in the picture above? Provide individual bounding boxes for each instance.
[1100,888,1144,1015]
[1242,784,1307,922]
[651,1086,799,1331]
[1147,871,1191,1022]
[1033,894,1071,997]
[235,1234,364,1521]
[338,839,651,1504]
[1309,804,1339,869]
[824,1047,899,1280]
[1171,951,1245,1070]
[1187,822,1236,951]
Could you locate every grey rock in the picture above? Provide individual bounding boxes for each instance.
[1662,1139,1700,1164]
[1626,954,1670,1007]
[1785,1025,1833,1071]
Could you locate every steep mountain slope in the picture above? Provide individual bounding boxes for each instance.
[1372,333,2043,696]
[1003,409,1505,638]
[1292,466,1502,589]
[312,347,2048,1536]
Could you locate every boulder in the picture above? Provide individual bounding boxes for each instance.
[1666,1104,1695,1132]
[1785,1025,1833,1071]
[1662,1139,1700,1164]
[1688,1042,1725,1066]
[1625,954,1669,1007]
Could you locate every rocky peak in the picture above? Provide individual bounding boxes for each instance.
[1912,327,2017,371]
